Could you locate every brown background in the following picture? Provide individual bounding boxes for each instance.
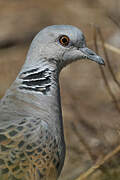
[0,0,120,179]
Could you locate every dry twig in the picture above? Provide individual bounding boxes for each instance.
[94,26,120,112]
[74,25,120,180]
[64,82,96,161]
[75,145,120,180]
[103,43,120,55]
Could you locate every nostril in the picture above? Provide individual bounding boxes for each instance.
[90,52,95,56]
[87,50,95,56]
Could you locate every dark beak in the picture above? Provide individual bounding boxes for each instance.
[80,47,105,65]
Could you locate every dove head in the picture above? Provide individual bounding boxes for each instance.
[25,25,104,71]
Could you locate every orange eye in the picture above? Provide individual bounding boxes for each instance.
[59,35,70,46]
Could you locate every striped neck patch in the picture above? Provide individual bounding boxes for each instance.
[18,68,54,95]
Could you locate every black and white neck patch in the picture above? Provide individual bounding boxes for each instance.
[18,68,54,95]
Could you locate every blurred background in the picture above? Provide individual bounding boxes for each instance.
[0,0,120,179]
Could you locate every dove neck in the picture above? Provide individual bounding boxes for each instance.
[17,60,61,96]
[9,62,64,138]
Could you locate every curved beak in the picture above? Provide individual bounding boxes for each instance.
[63,46,105,67]
[80,47,105,65]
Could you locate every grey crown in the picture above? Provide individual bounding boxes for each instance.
[0,25,104,180]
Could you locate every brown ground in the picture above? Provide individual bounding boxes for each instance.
[0,0,120,179]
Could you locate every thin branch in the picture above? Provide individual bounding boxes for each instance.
[74,25,120,180]
[93,26,120,113]
[75,145,120,180]
[63,82,97,161]
[103,43,120,55]
[108,15,120,29]
[96,27,120,88]
[88,41,120,55]
[70,122,96,161]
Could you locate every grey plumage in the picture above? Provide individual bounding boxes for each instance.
[0,25,104,180]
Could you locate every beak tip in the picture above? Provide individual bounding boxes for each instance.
[98,58,105,66]
[80,47,105,66]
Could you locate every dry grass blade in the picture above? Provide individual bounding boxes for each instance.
[88,41,120,55]
[104,43,120,55]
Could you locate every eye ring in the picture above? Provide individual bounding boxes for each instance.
[59,35,70,46]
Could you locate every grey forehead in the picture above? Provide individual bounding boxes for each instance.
[45,25,82,33]
[45,25,83,37]
[32,25,86,49]
[40,25,85,43]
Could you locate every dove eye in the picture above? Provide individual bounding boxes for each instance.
[59,35,70,46]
